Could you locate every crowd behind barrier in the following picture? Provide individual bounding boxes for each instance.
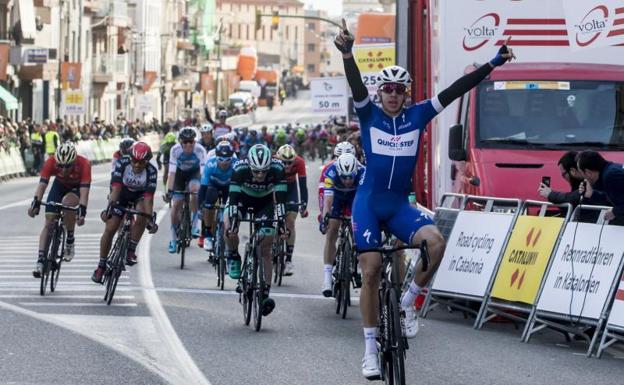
[422,193,624,358]
[0,116,170,181]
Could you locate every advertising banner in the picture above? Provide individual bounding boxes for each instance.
[353,44,395,103]
[606,272,624,327]
[564,0,624,50]
[490,216,563,304]
[432,211,515,297]
[61,91,86,115]
[536,223,624,320]
[310,77,349,116]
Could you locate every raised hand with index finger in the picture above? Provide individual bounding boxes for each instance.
[334,18,355,54]
[490,36,517,67]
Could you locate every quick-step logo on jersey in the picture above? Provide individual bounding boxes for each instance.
[370,127,419,157]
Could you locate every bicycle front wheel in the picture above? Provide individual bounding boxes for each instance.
[385,288,406,385]
[242,254,253,326]
[50,226,65,293]
[253,247,263,332]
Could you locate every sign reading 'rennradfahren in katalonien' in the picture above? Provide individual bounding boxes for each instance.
[432,211,515,297]
[537,223,624,320]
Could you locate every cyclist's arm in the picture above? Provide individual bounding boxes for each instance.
[295,158,308,207]
[227,168,243,207]
[437,64,494,108]
[78,158,92,208]
[322,175,335,217]
[199,163,214,204]
[35,157,55,200]
[167,146,179,192]
[142,166,157,215]
[342,55,368,103]
[274,167,288,206]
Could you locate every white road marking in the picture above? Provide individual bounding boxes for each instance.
[0,294,135,299]
[20,302,138,307]
[138,205,212,385]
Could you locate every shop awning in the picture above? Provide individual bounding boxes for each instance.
[0,85,18,110]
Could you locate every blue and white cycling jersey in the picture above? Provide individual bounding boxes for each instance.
[323,162,365,197]
[168,142,208,174]
[200,157,236,187]
[355,95,444,195]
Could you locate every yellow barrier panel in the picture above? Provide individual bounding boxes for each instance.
[490,216,563,304]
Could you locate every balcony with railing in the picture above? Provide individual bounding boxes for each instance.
[92,54,129,83]
[93,0,129,28]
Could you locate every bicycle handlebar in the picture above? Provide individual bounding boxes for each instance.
[42,202,79,212]
[111,204,153,219]
[357,240,430,272]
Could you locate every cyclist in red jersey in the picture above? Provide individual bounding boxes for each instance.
[28,143,91,277]
[274,144,308,276]
[111,138,135,170]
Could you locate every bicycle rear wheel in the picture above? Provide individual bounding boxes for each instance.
[253,247,263,332]
[242,254,253,326]
[276,240,285,287]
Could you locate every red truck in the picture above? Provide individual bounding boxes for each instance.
[406,0,624,208]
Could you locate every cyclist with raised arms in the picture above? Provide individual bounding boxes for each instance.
[92,142,158,283]
[28,143,90,277]
[319,153,364,296]
[164,127,208,253]
[199,141,237,252]
[224,144,288,316]
[335,19,515,379]
[213,110,232,138]
[198,123,216,152]
[274,144,308,276]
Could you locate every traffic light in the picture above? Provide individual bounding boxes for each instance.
[255,10,262,32]
[271,11,279,30]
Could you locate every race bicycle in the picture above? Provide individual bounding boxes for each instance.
[173,190,195,269]
[235,208,280,332]
[208,203,227,290]
[38,202,78,296]
[358,238,429,385]
[332,215,357,319]
[103,204,154,305]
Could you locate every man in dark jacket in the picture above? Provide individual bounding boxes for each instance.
[577,150,624,222]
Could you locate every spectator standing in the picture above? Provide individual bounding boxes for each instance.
[577,150,624,222]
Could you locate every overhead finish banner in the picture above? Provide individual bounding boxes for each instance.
[564,0,624,50]
[536,223,624,320]
[432,211,515,297]
[490,216,563,305]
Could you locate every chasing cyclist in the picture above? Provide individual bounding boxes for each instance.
[335,19,515,379]
[213,110,232,138]
[28,143,90,277]
[318,141,356,219]
[224,144,288,315]
[92,142,158,283]
[156,132,177,188]
[199,141,237,253]
[111,138,135,169]
[319,153,364,297]
[274,144,308,276]
[164,127,208,253]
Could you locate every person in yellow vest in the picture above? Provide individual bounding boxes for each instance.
[30,124,44,172]
[44,123,60,158]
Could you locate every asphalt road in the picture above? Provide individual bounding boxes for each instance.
[1,99,624,384]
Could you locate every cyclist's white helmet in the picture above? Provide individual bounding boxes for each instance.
[199,123,213,133]
[55,142,77,165]
[336,153,358,177]
[334,141,355,157]
[378,65,412,86]
[248,144,272,171]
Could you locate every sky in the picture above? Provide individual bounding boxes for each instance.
[303,0,343,17]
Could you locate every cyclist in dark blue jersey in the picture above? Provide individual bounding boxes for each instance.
[335,19,515,379]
